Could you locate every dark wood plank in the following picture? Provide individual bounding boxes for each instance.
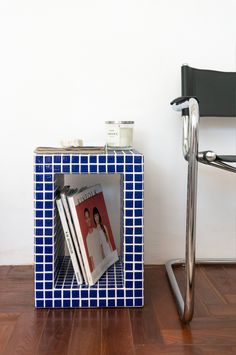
[68,309,102,355]
[0,313,19,354]
[37,309,74,355]
[0,324,16,354]
[3,310,49,355]
[174,266,209,318]
[207,304,236,317]
[225,294,236,303]
[203,265,236,301]
[101,309,134,355]
[162,328,236,346]
[129,267,163,345]
[145,266,183,329]
[0,291,34,312]
[1,265,236,354]
[135,344,236,355]
[0,266,11,280]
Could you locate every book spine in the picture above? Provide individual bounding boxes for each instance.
[67,196,93,285]
[56,198,83,285]
[61,193,88,285]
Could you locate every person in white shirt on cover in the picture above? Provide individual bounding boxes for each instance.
[84,208,104,272]
[93,207,113,258]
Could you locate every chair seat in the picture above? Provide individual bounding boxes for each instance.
[198,151,236,163]
[217,155,236,162]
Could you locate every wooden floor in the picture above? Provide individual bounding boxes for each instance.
[1,265,236,355]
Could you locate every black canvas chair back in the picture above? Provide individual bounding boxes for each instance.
[182,65,236,117]
[166,64,236,323]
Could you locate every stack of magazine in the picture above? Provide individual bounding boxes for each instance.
[56,184,119,286]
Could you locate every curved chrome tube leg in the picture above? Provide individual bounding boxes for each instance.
[166,258,236,322]
[166,98,199,323]
[167,96,236,323]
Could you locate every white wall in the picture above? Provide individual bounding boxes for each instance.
[1,0,236,264]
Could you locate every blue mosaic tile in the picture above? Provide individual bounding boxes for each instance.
[45,165,52,173]
[108,155,115,163]
[36,193,43,200]
[72,165,79,173]
[81,300,88,307]
[89,155,97,163]
[36,300,44,307]
[35,246,43,254]
[99,156,106,163]
[125,254,133,262]
[126,156,133,163]
[99,300,107,307]
[72,156,79,163]
[35,175,43,182]
[116,155,124,163]
[36,273,43,280]
[35,183,44,190]
[63,155,70,163]
[81,156,88,164]
[45,255,53,262]
[134,155,142,164]
[35,230,43,237]
[36,291,44,298]
[108,165,115,173]
[34,150,144,308]
[45,183,53,191]
[54,156,61,163]
[117,165,124,173]
[54,165,61,173]
[135,245,143,253]
[45,219,53,227]
[45,201,53,209]
[45,291,53,298]
[45,210,53,218]
[35,156,43,164]
[72,290,79,298]
[54,290,62,298]
[81,165,88,173]
[45,282,53,289]
[135,254,142,262]
[135,200,143,208]
[36,282,44,290]
[36,255,43,262]
[45,156,52,164]
[45,229,53,236]
[62,165,70,173]
[117,299,124,306]
[35,220,43,227]
[125,165,133,172]
[35,165,43,173]
[45,174,53,182]
[54,300,62,307]
[99,290,106,297]
[99,165,106,173]
[72,300,80,307]
[90,165,97,173]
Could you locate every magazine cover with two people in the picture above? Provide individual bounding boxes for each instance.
[68,184,119,285]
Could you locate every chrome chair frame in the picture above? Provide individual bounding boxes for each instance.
[166,97,236,323]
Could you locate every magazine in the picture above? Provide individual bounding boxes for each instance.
[60,188,88,285]
[67,184,119,286]
[56,194,83,285]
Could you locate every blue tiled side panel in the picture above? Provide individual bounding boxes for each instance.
[34,150,144,308]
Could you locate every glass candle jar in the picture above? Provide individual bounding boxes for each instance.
[105,121,134,149]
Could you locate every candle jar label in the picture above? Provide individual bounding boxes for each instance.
[106,122,134,149]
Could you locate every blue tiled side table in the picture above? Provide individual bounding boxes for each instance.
[34,149,144,308]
